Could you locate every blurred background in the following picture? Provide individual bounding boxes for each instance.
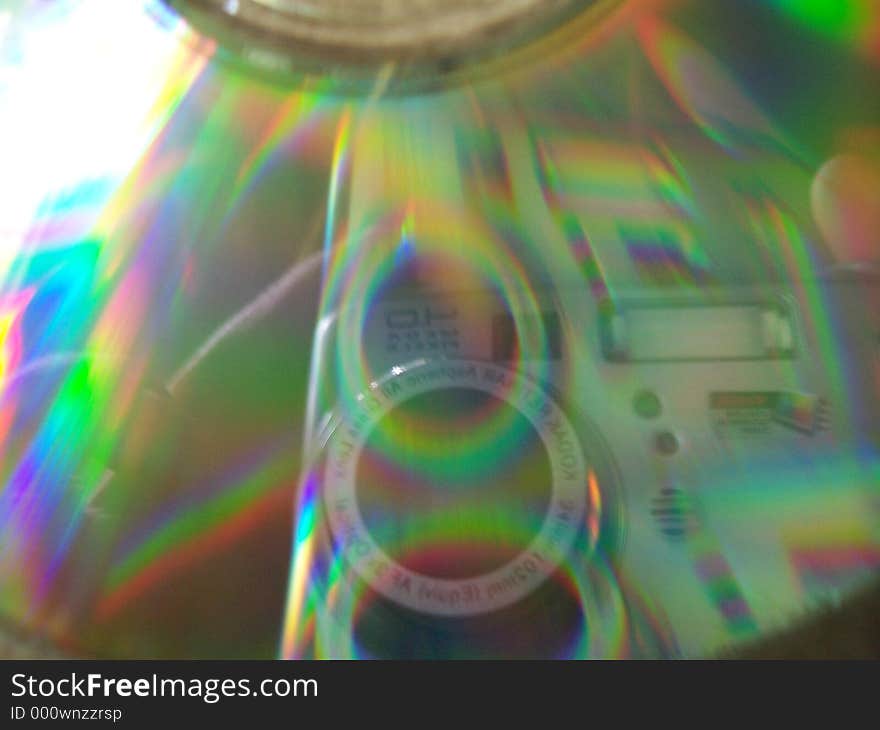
[0,0,877,658]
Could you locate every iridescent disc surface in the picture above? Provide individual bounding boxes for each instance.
[0,0,878,658]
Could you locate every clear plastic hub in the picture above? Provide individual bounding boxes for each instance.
[167,0,609,81]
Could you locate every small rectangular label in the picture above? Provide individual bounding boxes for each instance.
[709,391,826,438]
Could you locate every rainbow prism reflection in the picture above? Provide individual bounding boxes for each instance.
[0,0,878,658]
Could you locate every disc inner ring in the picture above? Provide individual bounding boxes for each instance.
[323,360,589,617]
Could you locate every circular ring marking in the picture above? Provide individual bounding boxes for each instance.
[324,359,588,616]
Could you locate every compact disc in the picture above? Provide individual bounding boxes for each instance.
[0,0,878,659]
